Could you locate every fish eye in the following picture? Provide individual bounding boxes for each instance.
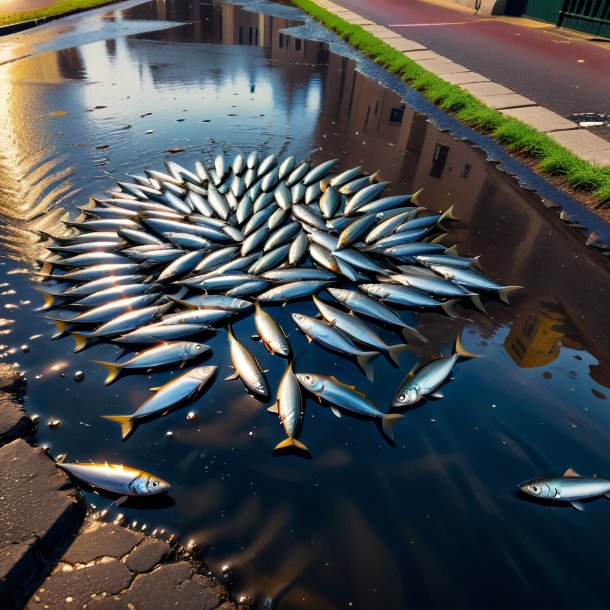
[195,344,202,350]
[304,375,311,381]
[530,485,540,495]
[152,480,159,487]
[398,394,406,402]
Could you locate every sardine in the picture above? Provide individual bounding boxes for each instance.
[225,326,269,399]
[254,302,289,357]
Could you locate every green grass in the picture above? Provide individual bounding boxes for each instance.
[292,0,610,207]
[0,0,118,27]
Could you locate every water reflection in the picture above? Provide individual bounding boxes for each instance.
[0,1,609,609]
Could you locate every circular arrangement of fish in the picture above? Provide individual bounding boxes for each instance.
[38,150,521,501]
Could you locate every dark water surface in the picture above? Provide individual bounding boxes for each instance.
[1,1,610,608]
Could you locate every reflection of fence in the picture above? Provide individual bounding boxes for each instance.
[522,0,609,37]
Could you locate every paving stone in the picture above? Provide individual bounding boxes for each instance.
[459,81,515,97]
[479,93,536,109]
[124,538,168,573]
[501,106,579,133]
[361,24,400,38]
[63,521,144,565]
[443,71,490,85]
[547,130,610,165]
[87,562,223,610]
[413,59,471,75]
[0,439,83,607]
[0,391,33,445]
[385,37,426,52]
[404,50,442,61]
[26,559,133,610]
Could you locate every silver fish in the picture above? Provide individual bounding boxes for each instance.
[71,284,154,308]
[254,301,289,357]
[257,280,332,303]
[285,161,310,187]
[103,365,217,438]
[225,326,269,399]
[302,159,338,186]
[267,362,308,454]
[296,373,403,440]
[288,231,308,266]
[115,323,213,344]
[519,468,610,510]
[343,181,391,215]
[291,313,378,380]
[57,457,170,500]
[249,245,290,275]
[95,341,210,384]
[261,268,335,283]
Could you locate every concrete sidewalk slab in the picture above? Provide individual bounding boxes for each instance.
[460,81,515,97]
[413,59,471,75]
[361,24,402,39]
[386,37,426,52]
[443,71,490,84]
[478,93,536,109]
[501,106,579,133]
[404,50,442,61]
[548,130,610,165]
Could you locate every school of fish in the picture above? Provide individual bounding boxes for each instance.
[37,151,522,499]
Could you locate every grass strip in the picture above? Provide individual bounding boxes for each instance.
[292,0,610,206]
[0,0,118,27]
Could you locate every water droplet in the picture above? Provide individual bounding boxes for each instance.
[20,344,29,353]
[48,419,61,429]
[186,411,197,421]
[165,430,174,439]
[74,371,84,382]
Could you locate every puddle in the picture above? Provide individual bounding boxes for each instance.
[0,1,609,609]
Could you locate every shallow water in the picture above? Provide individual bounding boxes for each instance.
[1,1,610,608]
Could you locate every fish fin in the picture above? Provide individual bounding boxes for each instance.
[593,473,597,478]
[113,495,129,507]
[455,332,480,359]
[51,319,66,334]
[381,413,404,441]
[439,204,459,222]
[603,492,610,499]
[224,371,239,381]
[370,169,382,184]
[563,467,581,478]
[102,415,135,440]
[149,386,162,391]
[570,500,585,511]
[329,375,355,390]
[441,299,462,319]
[357,351,379,382]
[306,335,313,344]
[410,188,423,206]
[71,332,89,353]
[273,436,311,455]
[55,453,68,464]
[39,261,54,276]
[445,244,458,256]
[427,232,447,244]
[388,344,409,366]
[41,293,56,309]
[472,256,484,271]
[498,285,523,305]
[428,392,444,399]
[330,405,342,418]
[470,294,488,315]
[94,361,123,385]
[279,324,287,338]
[267,403,279,414]
[401,325,428,343]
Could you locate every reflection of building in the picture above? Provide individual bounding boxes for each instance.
[504,305,565,368]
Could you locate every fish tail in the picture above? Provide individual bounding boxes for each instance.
[39,261,54,276]
[381,413,404,441]
[400,325,428,343]
[470,294,488,315]
[439,204,459,223]
[273,436,311,456]
[357,351,380,382]
[445,244,458,256]
[498,285,523,305]
[472,256,484,271]
[410,188,423,207]
[428,232,447,244]
[455,331,480,359]
[71,332,88,352]
[102,415,135,440]
[440,299,462,319]
[41,293,56,310]
[388,343,409,366]
[48,318,66,334]
[369,169,382,184]
[94,361,123,385]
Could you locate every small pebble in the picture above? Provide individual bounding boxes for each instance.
[165,430,174,439]
[48,419,61,429]
[186,411,197,421]
[74,371,84,382]
[21,344,29,353]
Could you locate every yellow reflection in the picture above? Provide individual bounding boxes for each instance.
[504,305,565,368]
